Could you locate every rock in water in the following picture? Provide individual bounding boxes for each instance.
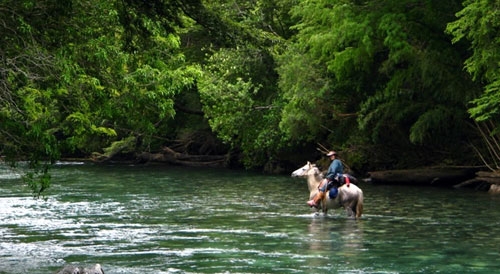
[55,265,81,274]
[82,264,104,274]
[56,264,104,274]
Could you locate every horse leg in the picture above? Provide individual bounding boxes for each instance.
[355,199,363,219]
[312,205,320,216]
[342,199,356,218]
[345,206,354,218]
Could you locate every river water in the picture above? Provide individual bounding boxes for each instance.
[1,162,500,273]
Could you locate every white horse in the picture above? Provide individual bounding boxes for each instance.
[292,161,364,218]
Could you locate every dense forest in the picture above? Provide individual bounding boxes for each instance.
[1,0,500,194]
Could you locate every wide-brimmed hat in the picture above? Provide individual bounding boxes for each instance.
[326,151,337,157]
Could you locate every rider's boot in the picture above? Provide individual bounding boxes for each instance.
[307,191,325,207]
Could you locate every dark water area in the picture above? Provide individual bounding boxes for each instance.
[1,163,500,273]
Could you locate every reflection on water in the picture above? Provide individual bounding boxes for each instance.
[1,163,500,273]
[305,217,365,272]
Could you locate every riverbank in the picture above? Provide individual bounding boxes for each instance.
[367,167,500,193]
[60,156,500,194]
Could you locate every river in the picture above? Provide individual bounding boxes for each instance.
[1,162,500,273]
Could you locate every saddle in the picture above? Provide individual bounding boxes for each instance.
[326,174,351,189]
[326,174,352,199]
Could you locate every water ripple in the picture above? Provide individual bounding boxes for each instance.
[1,164,500,273]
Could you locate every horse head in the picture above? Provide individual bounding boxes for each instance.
[291,162,322,179]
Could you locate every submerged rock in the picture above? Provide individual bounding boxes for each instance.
[56,264,104,274]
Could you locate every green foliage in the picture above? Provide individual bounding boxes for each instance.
[3,0,500,188]
[469,80,500,121]
[409,106,467,144]
[0,0,200,194]
[91,136,137,161]
[198,45,284,167]
[277,45,330,142]
[446,0,500,81]
[194,0,296,167]
[23,166,51,198]
[447,0,500,123]
[54,0,201,153]
[278,0,477,168]
[446,0,500,171]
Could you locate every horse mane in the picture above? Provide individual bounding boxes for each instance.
[310,164,324,181]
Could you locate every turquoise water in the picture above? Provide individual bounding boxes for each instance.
[1,163,500,273]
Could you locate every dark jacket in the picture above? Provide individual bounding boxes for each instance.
[325,159,343,181]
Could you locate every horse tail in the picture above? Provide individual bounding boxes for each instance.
[355,191,364,218]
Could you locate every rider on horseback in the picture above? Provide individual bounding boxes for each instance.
[307,151,343,207]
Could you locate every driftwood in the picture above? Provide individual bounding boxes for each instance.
[453,171,500,192]
[453,178,492,191]
[136,147,227,167]
[91,131,229,167]
[368,168,478,187]
[476,171,500,178]
[368,167,500,193]
[91,136,137,162]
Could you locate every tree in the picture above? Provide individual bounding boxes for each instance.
[277,0,481,169]
[0,0,200,195]
[195,0,296,168]
[0,0,71,195]
[446,0,500,171]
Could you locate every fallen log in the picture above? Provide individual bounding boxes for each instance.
[476,171,500,178]
[136,151,227,167]
[453,171,500,192]
[453,178,491,191]
[161,147,226,162]
[368,168,478,186]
